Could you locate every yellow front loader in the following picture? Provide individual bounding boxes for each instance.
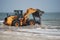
[3,8,44,27]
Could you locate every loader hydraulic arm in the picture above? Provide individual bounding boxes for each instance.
[24,8,37,18]
[20,8,44,25]
[23,8,37,22]
[21,8,37,25]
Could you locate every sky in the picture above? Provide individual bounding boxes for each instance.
[0,0,60,12]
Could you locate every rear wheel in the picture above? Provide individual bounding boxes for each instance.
[12,20,20,27]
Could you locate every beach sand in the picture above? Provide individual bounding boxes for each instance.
[0,22,60,40]
[0,30,60,40]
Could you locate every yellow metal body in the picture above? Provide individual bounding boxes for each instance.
[6,16,17,26]
[4,8,37,26]
[22,8,37,25]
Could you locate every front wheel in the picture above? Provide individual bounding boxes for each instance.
[29,20,35,25]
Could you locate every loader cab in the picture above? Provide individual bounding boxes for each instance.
[14,10,23,18]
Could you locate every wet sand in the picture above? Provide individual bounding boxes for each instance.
[0,22,60,40]
[0,30,60,40]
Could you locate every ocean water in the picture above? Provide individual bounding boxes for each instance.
[0,12,60,26]
[41,12,60,26]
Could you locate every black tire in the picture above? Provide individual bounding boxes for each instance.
[29,20,35,25]
[12,20,20,26]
